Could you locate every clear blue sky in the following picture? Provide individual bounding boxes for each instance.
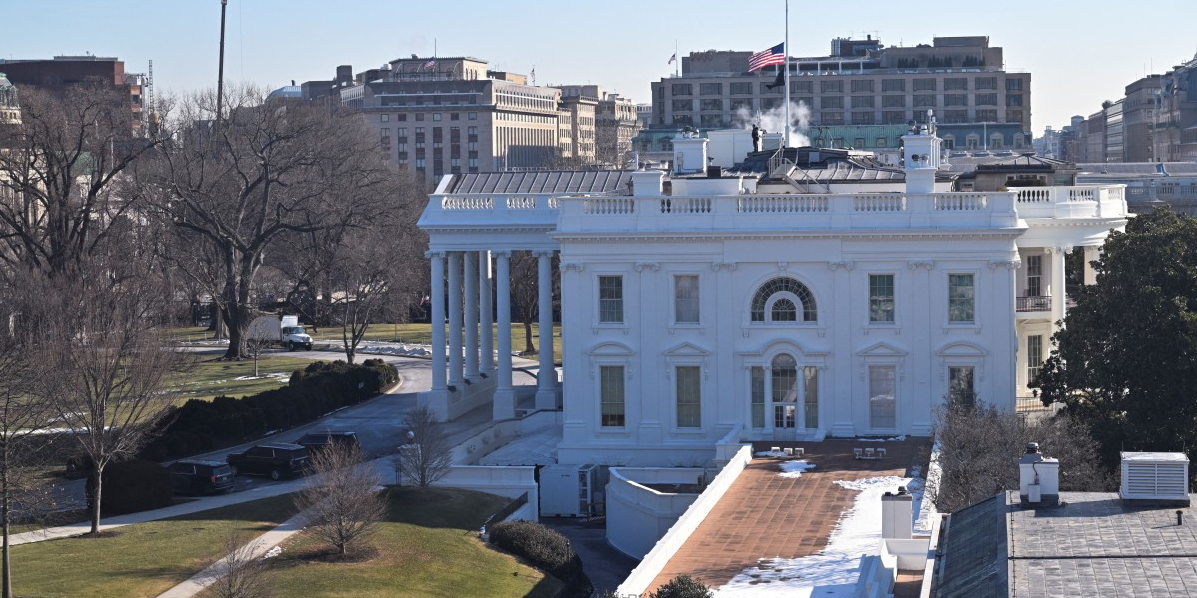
[5,0,1196,132]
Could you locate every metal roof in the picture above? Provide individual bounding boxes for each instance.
[445,170,634,195]
[943,153,1076,174]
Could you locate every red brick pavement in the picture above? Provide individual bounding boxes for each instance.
[646,438,930,593]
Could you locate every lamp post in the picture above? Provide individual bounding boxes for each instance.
[216,0,228,125]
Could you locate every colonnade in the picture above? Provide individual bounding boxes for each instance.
[425,249,557,420]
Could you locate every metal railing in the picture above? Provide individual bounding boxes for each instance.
[1016,295,1051,312]
[1016,396,1054,413]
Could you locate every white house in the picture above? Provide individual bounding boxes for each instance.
[417,121,1128,467]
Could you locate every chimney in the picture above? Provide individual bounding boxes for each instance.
[672,131,708,175]
[631,169,665,197]
[901,110,943,194]
[881,486,914,539]
[1018,442,1059,506]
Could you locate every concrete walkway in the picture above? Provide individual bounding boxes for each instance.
[154,511,307,598]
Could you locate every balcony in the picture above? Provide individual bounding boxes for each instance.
[1016,295,1051,312]
[1013,185,1128,219]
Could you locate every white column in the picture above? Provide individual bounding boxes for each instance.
[1050,246,1068,327]
[464,252,479,379]
[494,251,515,419]
[448,252,464,388]
[427,251,447,392]
[480,251,495,375]
[535,250,557,410]
[1083,246,1099,285]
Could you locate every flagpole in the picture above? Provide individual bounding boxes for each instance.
[783,0,791,148]
[675,39,679,78]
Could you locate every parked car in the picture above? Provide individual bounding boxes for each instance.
[226,443,311,480]
[294,431,360,453]
[168,459,235,495]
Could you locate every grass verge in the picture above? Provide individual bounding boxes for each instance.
[235,487,562,598]
[12,493,296,598]
[168,355,315,403]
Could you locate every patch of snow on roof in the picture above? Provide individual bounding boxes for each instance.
[778,460,816,479]
[714,475,916,597]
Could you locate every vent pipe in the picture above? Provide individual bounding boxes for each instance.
[1018,442,1059,506]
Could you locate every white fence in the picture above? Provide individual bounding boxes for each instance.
[606,467,705,558]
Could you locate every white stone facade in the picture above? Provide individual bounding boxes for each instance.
[418,128,1129,467]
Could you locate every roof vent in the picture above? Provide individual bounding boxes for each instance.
[1120,452,1190,507]
[1018,442,1059,506]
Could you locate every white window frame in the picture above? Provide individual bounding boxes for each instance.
[867,364,898,432]
[673,365,703,430]
[596,274,625,325]
[944,270,981,330]
[671,273,701,326]
[867,272,898,326]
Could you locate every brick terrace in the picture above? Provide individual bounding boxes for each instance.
[647,437,931,594]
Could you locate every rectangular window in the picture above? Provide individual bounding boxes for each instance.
[820,80,843,93]
[882,79,906,92]
[944,94,968,107]
[750,366,765,428]
[1006,94,1023,107]
[821,96,844,109]
[1006,109,1024,123]
[1027,335,1043,384]
[913,94,936,108]
[1026,255,1042,296]
[820,111,844,125]
[913,78,937,91]
[852,112,874,125]
[949,366,975,406]
[380,114,390,122]
[699,82,722,95]
[882,95,905,108]
[869,365,896,429]
[676,366,701,428]
[948,274,975,323]
[883,111,907,124]
[598,276,623,323]
[600,366,625,427]
[944,78,968,91]
[944,110,968,124]
[851,80,874,93]
[869,274,895,323]
[433,113,443,121]
[976,109,998,122]
[671,84,692,96]
[975,77,997,90]
[672,99,693,112]
[730,82,752,95]
[975,93,998,106]
[415,113,425,121]
[468,112,478,120]
[803,366,818,429]
[700,99,723,111]
[674,275,699,323]
[851,96,875,109]
[1006,78,1024,92]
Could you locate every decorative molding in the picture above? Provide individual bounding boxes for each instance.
[424,250,447,259]
[711,261,738,272]
[777,261,789,271]
[634,261,660,273]
[908,260,935,271]
[561,262,586,273]
[828,260,855,272]
[492,249,512,258]
[532,250,556,259]
[988,259,1020,270]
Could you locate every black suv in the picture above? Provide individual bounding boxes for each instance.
[294,431,360,453]
[168,460,235,495]
[226,443,310,480]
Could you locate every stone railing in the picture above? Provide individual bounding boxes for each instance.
[1013,185,1127,219]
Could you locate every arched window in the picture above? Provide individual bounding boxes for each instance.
[751,277,817,322]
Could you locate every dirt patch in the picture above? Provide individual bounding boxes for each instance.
[292,544,380,564]
[78,530,122,539]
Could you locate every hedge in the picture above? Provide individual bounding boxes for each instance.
[92,459,173,516]
[488,520,593,598]
[143,359,397,461]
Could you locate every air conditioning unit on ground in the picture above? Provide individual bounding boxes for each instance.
[1120,451,1191,506]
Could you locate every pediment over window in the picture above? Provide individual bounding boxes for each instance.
[663,341,711,357]
[936,341,988,358]
[857,341,908,357]
[589,341,636,357]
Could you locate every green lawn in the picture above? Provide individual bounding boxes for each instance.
[12,494,296,598]
[308,323,564,362]
[235,487,562,598]
[168,355,315,403]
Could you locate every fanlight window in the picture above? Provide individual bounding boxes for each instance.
[751,277,817,322]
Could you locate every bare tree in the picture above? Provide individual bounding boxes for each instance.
[149,86,399,360]
[930,401,1113,513]
[207,530,271,598]
[394,406,453,488]
[32,257,189,534]
[293,444,386,556]
[0,81,165,276]
[328,229,398,365]
[245,337,271,378]
[508,251,558,356]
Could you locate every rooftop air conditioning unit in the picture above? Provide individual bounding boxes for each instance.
[1120,452,1191,506]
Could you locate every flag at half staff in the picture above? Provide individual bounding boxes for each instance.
[668,53,677,65]
[748,43,785,72]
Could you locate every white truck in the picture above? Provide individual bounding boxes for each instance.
[247,315,313,351]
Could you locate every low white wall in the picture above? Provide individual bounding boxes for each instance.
[451,409,560,464]
[430,465,540,520]
[884,537,931,571]
[616,445,754,597]
[714,425,748,464]
[606,468,704,558]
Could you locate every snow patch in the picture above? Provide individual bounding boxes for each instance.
[714,474,920,597]
[262,546,282,559]
[778,460,816,479]
[857,435,906,442]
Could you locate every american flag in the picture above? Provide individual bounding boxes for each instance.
[668,53,676,65]
[424,59,436,69]
[748,43,785,72]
